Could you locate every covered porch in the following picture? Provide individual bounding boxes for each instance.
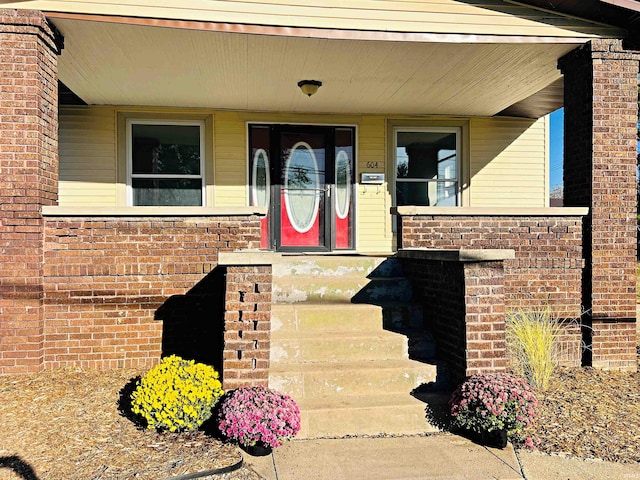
[0,3,637,385]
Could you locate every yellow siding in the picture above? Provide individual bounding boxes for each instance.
[469,117,547,207]
[356,116,391,253]
[214,112,247,206]
[58,107,117,206]
[9,0,619,38]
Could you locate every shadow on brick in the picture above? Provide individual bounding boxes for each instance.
[155,267,226,373]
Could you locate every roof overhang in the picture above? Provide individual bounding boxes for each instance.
[513,0,640,47]
[2,0,629,117]
[46,15,585,117]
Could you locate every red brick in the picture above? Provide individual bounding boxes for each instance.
[560,39,638,369]
[0,9,59,374]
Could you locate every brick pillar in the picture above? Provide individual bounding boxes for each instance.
[0,10,60,373]
[463,262,507,379]
[398,249,511,385]
[559,39,639,370]
[222,265,272,390]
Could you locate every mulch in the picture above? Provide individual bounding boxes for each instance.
[527,356,640,464]
[0,368,261,480]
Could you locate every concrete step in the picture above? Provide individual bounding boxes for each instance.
[271,304,383,335]
[382,304,425,331]
[295,393,439,438]
[271,303,434,359]
[273,274,413,305]
[273,255,389,278]
[268,254,442,439]
[379,305,437,361]
[270,331,408,364]
[273,255,395,304]
[351,277,413,305]
[273,275,369,304]
[269,359,437,398]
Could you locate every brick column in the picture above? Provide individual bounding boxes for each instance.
[0,10,60,373]
[218,253,273,390]
[559,39,639,370]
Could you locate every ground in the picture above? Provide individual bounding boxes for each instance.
[1,356,639,479]
[0,368,261,480]
[528,365,640,463]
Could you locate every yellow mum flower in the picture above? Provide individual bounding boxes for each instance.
[129,355,224,432]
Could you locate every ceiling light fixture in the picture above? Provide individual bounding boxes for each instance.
[297,80,322,97]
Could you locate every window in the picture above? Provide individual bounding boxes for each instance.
[127,120,205,206]
[394,128,460,207]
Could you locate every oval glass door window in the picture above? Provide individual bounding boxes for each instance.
[251,149,270,208]
[335,150,351,219]
[284,141,320,233]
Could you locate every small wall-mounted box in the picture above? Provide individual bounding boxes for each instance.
[361,173,385,184]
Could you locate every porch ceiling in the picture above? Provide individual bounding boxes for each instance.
[53,18,579,116]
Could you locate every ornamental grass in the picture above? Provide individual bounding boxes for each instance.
[506,306,565,391]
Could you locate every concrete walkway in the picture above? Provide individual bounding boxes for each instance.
[244,434,640,480]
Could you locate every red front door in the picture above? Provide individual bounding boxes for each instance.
[278,130,328,249]
[248,124,355,252]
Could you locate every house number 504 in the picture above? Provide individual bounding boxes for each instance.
[366,162,379,169]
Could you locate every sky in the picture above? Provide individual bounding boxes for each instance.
[549,108,563,189]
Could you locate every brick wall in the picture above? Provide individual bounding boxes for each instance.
[560,39,639,371]
[42,215,262,370]
[403,258,466,380]
[222,265,272,389]
[397,214,584,317]
[0,9,60,374]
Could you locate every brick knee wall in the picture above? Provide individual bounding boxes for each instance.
[0,10,60,374]
[42,215,262,370]
[398,215,585,368]
[398,215,584,317]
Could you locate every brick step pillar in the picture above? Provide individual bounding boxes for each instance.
[218,252,273,390]
[398,249,515,385]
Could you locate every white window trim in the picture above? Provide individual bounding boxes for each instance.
[392,126,462,208]
[126,118,206,207]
